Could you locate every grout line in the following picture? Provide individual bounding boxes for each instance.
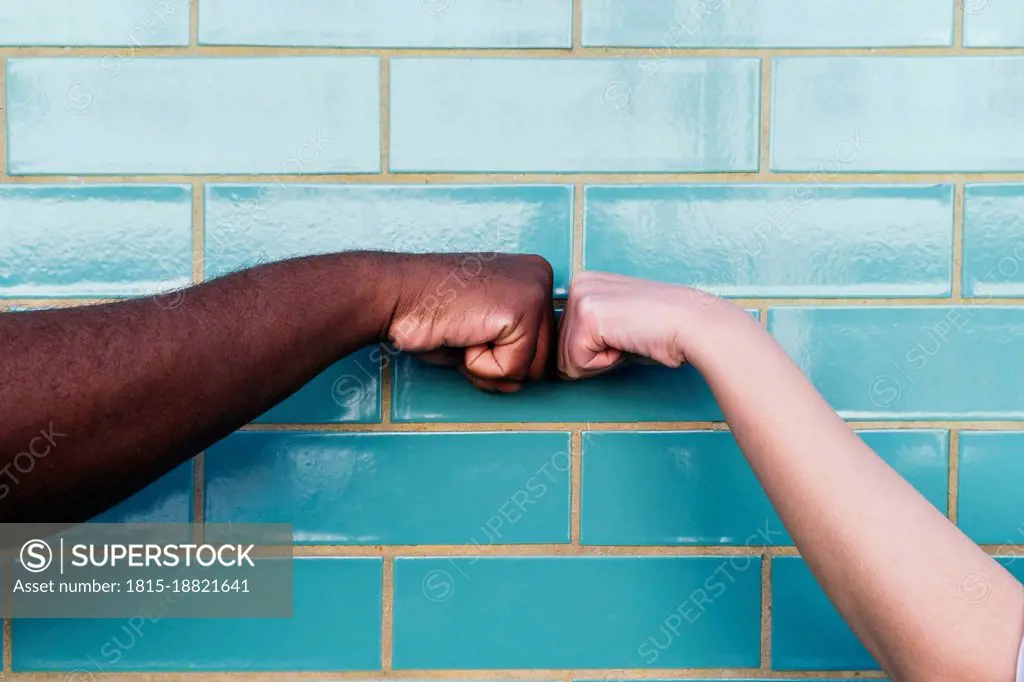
[953,0,965,48]
[5,172,1024,185]
[952,180,964,299]
[193,451,205,534]
[237,420,1024,433]
[0,56,7,179]
[758,56,772,175]
[189,0,199,46]
[760,555,772,669]
[573,183,585,274]
[380,56,390,174]
[759,302,769,329]
[572,0,583,50]
[571,431,583,546]
[192,180,204,282]
[1,45,1022,58]
[0,670,891,681]
[381,555,394,671]
[1,621,9,675]
[948,430,960,524]
[380,357,393,425]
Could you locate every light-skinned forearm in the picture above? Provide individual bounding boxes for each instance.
[0,251,403,523]
[686,301,1024,682]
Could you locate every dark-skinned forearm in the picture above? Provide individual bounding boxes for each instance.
[0,251,404,523]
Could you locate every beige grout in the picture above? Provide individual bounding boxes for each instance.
[572,0,583,50]
[952,180,964,299]
[380,56,390,174]
[948,430,960,524]
[2,615,10,675]
[571,431,583,546]
[189,0,199,46]
[760,555,772,669]
[380,358,393,425]
[1,172,1023,185]
[193,180,205,281]
[758,57,772,174]
[0,45,1021,58]
[953,0,964,48]
[0,56,6,179]
[381,555,394,671]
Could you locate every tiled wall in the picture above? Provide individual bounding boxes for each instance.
[3,0,1024,679]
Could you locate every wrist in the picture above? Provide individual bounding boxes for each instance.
[673,289,762,371]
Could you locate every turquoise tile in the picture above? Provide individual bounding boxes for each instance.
[0,0,189,46]
[769,306,1024,420]
[585,184,953,298]
[582,430,948,546]
[200,0,572,47]
[6,58,379,174]
[0,185,192,298]
[964,2,1024,47]
[964,184,1024,298]
[394,557,761,668]
[959,432,1024,545]
[205,432,571,544]
[772,556,878,670]
[390,58,760,172]
[772,57,1024,172]
[583,0,951,48]
[91,462,193,523]
[253,351,381,424]
[999,557,1024,583]
[204,184,573,295]
[13,558,381,671]
[394,357,722,423]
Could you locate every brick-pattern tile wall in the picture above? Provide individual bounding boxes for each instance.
[3,0,1024,679]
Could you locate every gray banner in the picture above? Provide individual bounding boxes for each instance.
[1,523,293,618]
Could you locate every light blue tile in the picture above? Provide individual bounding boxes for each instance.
[7,58,379,174]
[964,184,1024,298]
[964,2,1024,47]
[13,558,381,671]
[582,430,948,546]
[205,431,571,545]
[959,432,1024,545]
[390,58,760,172]
[772,556,878,670]
[0,0,189,46]
[0,185,192,298]
[585,184,953,298]
[91,462,193,523]
[205,184,573,295]
[200,0,572,47]
[253,351,381,424]
[769,306,1024,420]
[584,0,952,48]
[772,57,1024,172]
[394,557,761,668]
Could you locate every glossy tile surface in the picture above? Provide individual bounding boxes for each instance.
[0,0,189,45]
[582,430,948,546]
[958,432,1024,545]
[200,0,572,47]
[91,462,193,523]
[394,557,761,668]
[205,432,571,544]
[772,557,878,670]
[6,58,379,174]
[584,0,951,48]
[964,2,1024,47]
[769,306,1024,420]
[585,184,953,297]
[389,58,760,172]
[963,184,1024,298]
[253,351,381,424]
[0,185,192,298]
[205,184,573,295]
[13,558,382,671]
[772,57,1024,172]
